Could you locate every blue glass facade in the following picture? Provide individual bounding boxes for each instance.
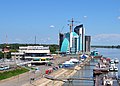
[60,24,88,54]
[60,38,69,53]
[60,31,79,54]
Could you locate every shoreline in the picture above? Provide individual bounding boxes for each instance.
[23,56,92,86]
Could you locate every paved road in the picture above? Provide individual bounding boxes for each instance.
[0,56,71,86]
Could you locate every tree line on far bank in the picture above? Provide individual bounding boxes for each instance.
[0,43,59,59]
[1,43,119,59]
[91,45,120,48]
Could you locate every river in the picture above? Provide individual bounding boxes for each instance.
[63,48,120,86]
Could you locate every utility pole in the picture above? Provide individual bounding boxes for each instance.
[3,34,8,62]
[35,35,36,45]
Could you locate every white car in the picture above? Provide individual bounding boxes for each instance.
[4,65,10,70]
[0,66,4,71]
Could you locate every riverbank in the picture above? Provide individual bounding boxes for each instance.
[23,56,92,86]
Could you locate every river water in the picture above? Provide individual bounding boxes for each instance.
[63,48,120,86]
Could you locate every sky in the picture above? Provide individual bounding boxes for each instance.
[0,0,120,45]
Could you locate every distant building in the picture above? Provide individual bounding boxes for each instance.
[85,36,91,52]
[70,32,79,53]
[11,46,53,63]
[59,33,64,49]
[74,24,84,52]
[2,46,10,53]
[59,23,91,54]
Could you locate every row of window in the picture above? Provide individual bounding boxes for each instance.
[25,53,48,57]
[33,58,50,61]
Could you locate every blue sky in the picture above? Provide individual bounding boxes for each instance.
[0,0,120,45]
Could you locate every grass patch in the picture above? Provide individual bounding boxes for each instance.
[25,66,35,70]
[0,67,29,80]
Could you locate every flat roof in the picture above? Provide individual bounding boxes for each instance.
[19,46,49,50]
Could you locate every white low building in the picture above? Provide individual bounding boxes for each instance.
[11,46,53,63]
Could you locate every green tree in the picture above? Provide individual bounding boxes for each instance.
[0,52,4,59]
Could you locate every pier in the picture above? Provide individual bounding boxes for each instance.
[45,75,94,81]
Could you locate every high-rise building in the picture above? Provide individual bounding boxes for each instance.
[70,32,79,53]
[74,24,83,35]
[59,33,64,50]
[85,36,91,52]
[59,20,91,54]
[74,24,85,52]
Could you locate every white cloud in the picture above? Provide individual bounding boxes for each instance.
[50,25,55,28]
[83,16,87,18]
[118,16,120,20]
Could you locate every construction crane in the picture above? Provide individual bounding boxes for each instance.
[68,18,81,33]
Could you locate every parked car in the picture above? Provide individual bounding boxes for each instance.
[0,66,4,71]
[0,65,10,70]
[4,65,10,70]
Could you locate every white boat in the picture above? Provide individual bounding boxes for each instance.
[114,66,118,71]
[63,61,74,65]
[63,61,74,67]
[81,58,85,61]
[69,59,79,63]
[109,66,114,71]
[103,79,113,86]
[110,59,114,64]
[110,63,115,67]
[114,58,119,63]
